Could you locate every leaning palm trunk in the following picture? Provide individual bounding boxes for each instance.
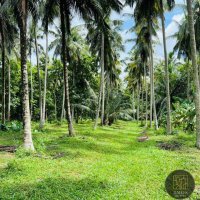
[100,33,105,126]
[34,27,43,128]
[0,24,5,124]
[41,32,49,128]
[60,1,75,136]
[19,0,34,150]
[160,0,171,134]
[187,0,200,149]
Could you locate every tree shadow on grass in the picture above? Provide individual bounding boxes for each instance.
[0,177,115,200]
[44,122,153,157]
[45,135,125,156]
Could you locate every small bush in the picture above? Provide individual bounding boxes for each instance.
[0,124,9,131]
[10,121,22,131]
[0,121,22,132]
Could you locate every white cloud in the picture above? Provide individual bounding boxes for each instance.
[154,13,184,62]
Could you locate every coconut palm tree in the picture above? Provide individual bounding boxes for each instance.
[173,15,190,59]
[33,22,43,127]
[40,0,59,128]
[0,0,6,124]
[11,0,39,150]
[186,0,200,149]
[134,26,151,126]
[49,24,91,122]
[159,0,175,134]
[87,17,123,128]
[0,0,17,124]
[126,0,160,130]
[27,20,35,118]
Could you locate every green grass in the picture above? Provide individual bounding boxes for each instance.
[0,121,200,199]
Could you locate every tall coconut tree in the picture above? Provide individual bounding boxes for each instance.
[125,56,143,123]
[0,0,16,124]
[134,28,150,127]
[87,18,121,128]
[12,0,39,150]
[172,14,192,101]
[159,0,175,134]
[186,0,200,149]
[0,1,6,124]
[0,1,17,123]
[40,0,59,128]
[28,21,35,117]
[49,25,91,122]
[136,22,158,128]
[33,22,43,126]
[6,35,18,122]
[103,20,124,125]
[126,0,160,130]
[86,5,123,129]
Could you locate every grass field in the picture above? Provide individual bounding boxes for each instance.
[0,121,200,199]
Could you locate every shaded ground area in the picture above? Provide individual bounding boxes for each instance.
[0,121,200,199]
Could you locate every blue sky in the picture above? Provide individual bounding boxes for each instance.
[109,0,185,63]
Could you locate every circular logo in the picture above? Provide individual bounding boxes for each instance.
[165,170,195,199]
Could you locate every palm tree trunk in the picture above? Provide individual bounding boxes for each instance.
[94,34,105,129]
[160,0,172,134]
[29,37,33,118]
[0,23,5,124]
[141,78,144,126]
[60,0,75,136]
[34,27,43,127]
[104,78,110,125]
[94,78,102,129]
[19,0,34,150]
[137,81,140,123]
[144,64,148,127]
[72,63,76,121]
[149,23,158,130]
[152,85,158,130]
[54,91,57,121]
[132,89,135,120]
[187,59,190,100]
[61,86,65,121]
[41,32,48,127]
[187,0,200,149]
[149,56,153,127]
[101,33,105,126]
[7,60,11,121]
